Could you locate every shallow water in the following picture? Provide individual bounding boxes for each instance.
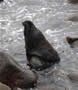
[0,0,78,90]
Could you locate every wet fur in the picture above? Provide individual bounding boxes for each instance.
[23,21,60,70]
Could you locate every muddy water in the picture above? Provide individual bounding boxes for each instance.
[0,0,78,90]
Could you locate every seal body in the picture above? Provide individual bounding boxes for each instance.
[23,21,60,71]
[0,52,37,90]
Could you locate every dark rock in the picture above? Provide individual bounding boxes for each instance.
[68,16,78,22]
[22,20,60,71]
[66,36,78,48]
[68,0,78,4]
[0,52,38,90]
[36,83,68,90]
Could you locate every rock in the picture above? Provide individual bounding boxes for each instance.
[37,84,68,90]
[66,36,78,48]
[68,72,78,82]
[67,0,78,4]
[0,52,38,90]
[30,56,43,67]
[0,82,11,90]
[29,56,43,70]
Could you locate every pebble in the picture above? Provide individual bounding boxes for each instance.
[68,72,78,82]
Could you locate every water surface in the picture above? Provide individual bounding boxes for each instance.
[0,0,78,90]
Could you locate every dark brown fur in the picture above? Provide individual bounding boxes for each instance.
[23,21,60,71]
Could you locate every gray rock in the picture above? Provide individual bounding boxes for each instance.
[36,84,69,90]
[0,83,11,90]
[68,72,78,82]
[0,52,38,90]
[30,56,43,67]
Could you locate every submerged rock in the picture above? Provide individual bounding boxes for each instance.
[37,84,67,90]
[0,52,38,90]
[35,82,69,90]
[29,56,43,70]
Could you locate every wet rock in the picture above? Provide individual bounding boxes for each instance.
[68,72,78,82]
[37,84,69,90]
[68,16,78,22]
[34,69,70,90]
[0,52,38,90]
[67,0,78,4]
[23,20,60,71]
[0,83,11,90]
[29,56,43,70]
[66,36,78,48]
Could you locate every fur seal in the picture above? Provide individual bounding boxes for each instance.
[22,21,60,71]
[0,52,37,90]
